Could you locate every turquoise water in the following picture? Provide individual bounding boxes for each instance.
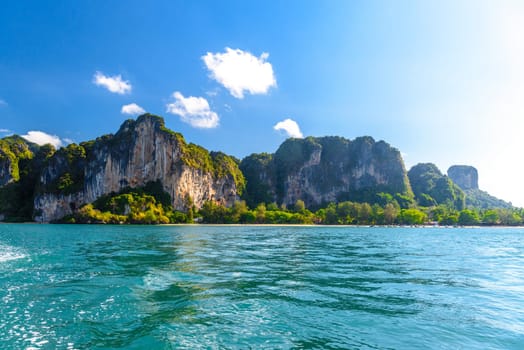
[0,225,523,349]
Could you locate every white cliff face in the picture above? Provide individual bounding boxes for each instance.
[447,165,479,190]
[282,148,324,205]
[34,193,84,223]
[34,115,240,222]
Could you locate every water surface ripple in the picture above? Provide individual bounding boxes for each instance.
[1,225,523,349]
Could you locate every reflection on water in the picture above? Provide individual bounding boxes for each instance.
[0,225,524,349]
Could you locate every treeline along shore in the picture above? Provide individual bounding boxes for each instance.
[0,114,519,225]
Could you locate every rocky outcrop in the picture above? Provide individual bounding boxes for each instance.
[0,139,54,221]
[448,165,511,209]
[447,165,478,190]
[0,156,14,186]
[34,114,243,222]
[240,136,412,208]
[0,136,37,186]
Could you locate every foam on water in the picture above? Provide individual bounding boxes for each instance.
[0,243,26,263]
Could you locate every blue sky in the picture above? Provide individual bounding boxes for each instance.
[1,1,524,206]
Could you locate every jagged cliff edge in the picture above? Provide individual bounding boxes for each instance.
[33,114,243,222]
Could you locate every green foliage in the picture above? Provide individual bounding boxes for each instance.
[1,115,522,227]
[408,163,465,210]
[197,200,316,225]
[43,143,87,194]
[394,193,415,209]
[419,193,437,207]
[69,183,178,224]
[400,208,427,225]
[0,136,36,181]
[384,202,400,224]
[57,173,74,191]
[242,135,412,207]
[211,152,246,194]
[181,143,214,172]
[376,192,394,205]
[318,201,400,225]
[293,199,306,213]
[464,188,513,209]
[274,137,321,174]
[493,208,522,226]
[0,136,54,221]
[239,153,274,208]
[482,209,500,225]
[458,209,480,226]
[439,213,458,225]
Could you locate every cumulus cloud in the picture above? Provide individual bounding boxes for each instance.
[166,92,219,128]
[21,131,63,148]
[273,118,303,138]
[121,103,145,115]
[93,71,132,94]
[202,47,276,99]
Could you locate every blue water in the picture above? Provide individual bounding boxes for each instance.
[1,225,523,349]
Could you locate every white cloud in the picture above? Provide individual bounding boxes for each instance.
[21,131,62,148]
[0,99,7,106]
[63,138,74,145]
[93,71,132,94]
[202,47,276,99]
[166,92,219,128]
[121,103,145,115]
[273,118,303,138]
[0,128,10,133]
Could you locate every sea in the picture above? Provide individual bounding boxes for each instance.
[0,224,523,349]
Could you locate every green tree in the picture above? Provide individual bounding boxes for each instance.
[498,209,521,226]
[255,203,266,223]
[482,209,500,225]
[231,200,248,223]
[324,203,338,224]
[458,209,480,226]
[358,203,372,224]
[400,208,426,225]
[384,202,399,224]
[371,204,384,224]
[294,199,306,213]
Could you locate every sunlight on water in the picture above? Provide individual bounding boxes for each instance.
[0,243,26,263]
[1,224,524,349]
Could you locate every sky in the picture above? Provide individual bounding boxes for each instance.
[1,0,524,206]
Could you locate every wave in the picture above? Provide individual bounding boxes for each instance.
[0,244,27,263]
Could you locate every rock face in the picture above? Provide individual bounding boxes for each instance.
[0,157,14,186]
[0,136,37,186]
[240,136,412,208]
[448,165,511,209]
[34,114,242,222]
[447,165,479,190]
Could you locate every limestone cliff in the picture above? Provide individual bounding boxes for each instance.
[240,136,412,208]
[0,137,54,221]
[34,114,244,222]
[447,165,512,209]
[447,165,478,190]
[0,136,37,186]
